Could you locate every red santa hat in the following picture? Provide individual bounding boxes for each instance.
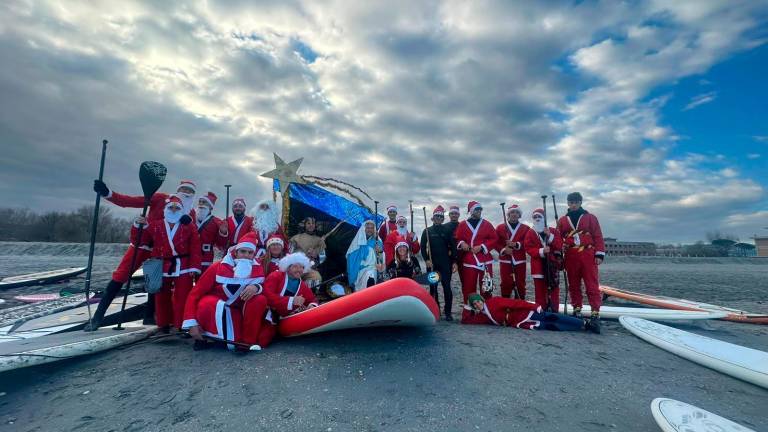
[199,191,217,208]
[232,197,247,208]
[532,208,545,218]
[165,194,183,209]
[394,236,410,251]
[433,205,445,216]
[507,204,522,216]
[448,205,460,215]
[278,252,312,273]
[386,204,397,213]
[265,235,284,248]
[177,180,196,193]
[234,232,258,251]
[396,215,407,223]
[467,201,482,213]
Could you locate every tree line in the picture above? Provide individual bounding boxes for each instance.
[0,206,131,243]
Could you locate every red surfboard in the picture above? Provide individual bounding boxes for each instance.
[278,278,439,337]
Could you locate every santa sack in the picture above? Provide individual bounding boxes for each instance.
[142,259,164,294]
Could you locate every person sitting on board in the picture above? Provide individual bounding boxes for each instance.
[251,199,287,258]
[346,220,385,290]
[130,194,202,332]
[524,208,564,314]
[226,197,253,247]
[86,179,197,330]
[420,205,458,321]
[454,201,497,302]
[257,235,286,278]
[182,232,269,352]
[377,204,399,241]
[384,215,420,266]
[555,192,606,333]
[461,294,587,331]
[387,236,422,280]
[260,252,320,347]
[196,191,228,275]
[495,204,530,299]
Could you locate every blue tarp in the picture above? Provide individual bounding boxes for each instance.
[289,183,383,227]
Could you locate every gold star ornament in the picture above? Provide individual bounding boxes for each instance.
[260,153,307,194]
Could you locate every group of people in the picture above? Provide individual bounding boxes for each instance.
[84,176,607,354]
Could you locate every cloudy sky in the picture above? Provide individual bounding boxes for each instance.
[1,0,767,243]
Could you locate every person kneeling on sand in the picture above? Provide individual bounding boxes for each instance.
[182,232,270,352]
[259,253,320,347]
[461,294,588,331]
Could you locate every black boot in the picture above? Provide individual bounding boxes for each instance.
[83,280,123,331]
[586,313,601,334]
[143,293,156,325]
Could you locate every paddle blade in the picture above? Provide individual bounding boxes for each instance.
[139,161,167,199]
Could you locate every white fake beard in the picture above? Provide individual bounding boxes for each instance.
[164,208,182,224]
[397,227,408,235]
[177,192,195,214]
[253,204,279,236]
[533,219,545,233]
[233,259,253,278]
[196,206,210,222]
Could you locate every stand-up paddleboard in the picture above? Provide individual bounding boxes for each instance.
[651,398,755,432]
[279,278,439,337]
[13,294,61,304]
[0,293,148,343]
[0,320,155,372]
[559,304,727,321]
[620,316,768,389]
[601,286,768,325]
[0,267,87,290]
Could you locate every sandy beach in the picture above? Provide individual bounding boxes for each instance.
[1,249,767,431]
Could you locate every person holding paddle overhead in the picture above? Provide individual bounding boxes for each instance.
[496,203,530,299]
[132,194,202,332]
[196,191,228,274]
[182,232,269,352]
[556,192,605,333]
[524,208,564,315]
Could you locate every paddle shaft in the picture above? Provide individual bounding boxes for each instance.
[374,201,383,284]
[552,194,569,312]
[540,195,553,312]
[115,202,149,330]
[422,207,433,272]
[224,184,232,250]
[500,202,520,300]
[84,140,108,321]
[409,200,414,233]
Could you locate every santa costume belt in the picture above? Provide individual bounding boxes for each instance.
[163,253,190,275]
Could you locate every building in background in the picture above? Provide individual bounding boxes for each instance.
[755,236,768,258]
[604,238,657,256]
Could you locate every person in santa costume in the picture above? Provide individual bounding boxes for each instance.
[386,236,422,280]
[251,199,287,257]
[383,215,420,266]
[524,208,564,314]
[129,195,201,331]
[461,294,587,331]
[260,253,319,347]
[196,191,228,274]
[420,205,458,320]
[226,197,253,247]
[454,201,497,302]
[85,180,197,330]
[556,192,606,333]
[257,235,287,278]
[346,220,384,290]
[495,204,530,299]
[182,232,269,352]
[443,205,461,236]
[377,204,399,241]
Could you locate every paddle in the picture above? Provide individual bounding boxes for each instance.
[115,161,167,330]
[373,201,384,284]
[500,202,520,299]
[223,184,232,249]
[84,140,108,322]
[551,194,569,314]
[421,207,441,303]
[541,195,554,312]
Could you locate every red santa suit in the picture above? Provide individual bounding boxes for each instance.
[181,239,269,348]
[383,223,420,266]
[378,219,398,242]
[105,180,196,283]
[196,192,227,274]
[454,201,497,301]
[557,208,605,312]
[226,197,254,248]
[460,296,543,329]
[524,210,564,312]
[261,253,319,347]
[132,195,201,329]
[495,206,530,299]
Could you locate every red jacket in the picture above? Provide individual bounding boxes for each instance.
[454,218,496,269]
[461,297,542,329]
[557,211,605,258]
[263,271,318,321]
[131,219,201,277]
[107,190,169,222]
[181,259,265,329]
[383,230,420,266]
[524,228,563,279]
[226,215,254,246]
[378,220,398,241]
[197,216,227,268]
[496,222,530,265]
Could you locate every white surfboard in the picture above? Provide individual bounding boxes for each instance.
[0,320,156,372]
[620,316,768,389]
[651,398,755,432]
[559,304,727,321]
[0,267,87,289]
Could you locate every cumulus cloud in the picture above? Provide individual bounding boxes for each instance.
[0,0,766,243]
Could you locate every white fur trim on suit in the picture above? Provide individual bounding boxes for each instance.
[278,252,312,273]
[236,241,257,251]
